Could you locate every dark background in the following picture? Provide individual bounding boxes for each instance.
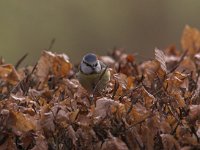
[1,0,200,65]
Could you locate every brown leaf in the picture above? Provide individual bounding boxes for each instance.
[164,72,187,91]
[69,109,79,123]
[127,76,136,90]
[0,64,19,85]
[197,125,200,139]
[9,110,36,132]
[20,131,35,149]
[194,52,200,63]
[155,48,167,73]
[125,127,144,149]
[161,134,180,150]
[126,54,135,63]
[125,102,149,124]
[36,50,72,83]
[141,87,155,108]
[160,120,172,134]
[181,25,200,55]
[101,132,128,150]
[177,57,196,79]
[0,136,18,150]
[40,105,55,133]
[113,73,128,90]
[31,134,48,150]
[188,105,200,123]
[139,60,165,87]
[76,126,98,149]
[100,55,115,67]
[176,126,198,146]
[66,125,77,147]
[94,98,120,122]
[140,126,154,150]
[52,53,72,77]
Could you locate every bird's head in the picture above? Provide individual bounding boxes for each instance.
[80,53,101,74]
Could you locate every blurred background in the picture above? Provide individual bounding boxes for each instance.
[1,0,200,66]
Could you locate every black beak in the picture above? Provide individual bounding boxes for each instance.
[91,66,96,71]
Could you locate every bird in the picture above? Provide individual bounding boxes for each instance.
[76,53,110,95]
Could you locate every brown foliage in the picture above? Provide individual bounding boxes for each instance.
[0,26,200,149]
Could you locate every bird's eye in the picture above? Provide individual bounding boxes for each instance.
[94,63,98,67]
[83,61,91,67]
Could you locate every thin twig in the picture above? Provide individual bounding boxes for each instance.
[15,53,28,69]
[118,84,142,101]
[92,66,108,95]
[126,114,153,131]
[48,38,56,50]
[126,96,140,116]
[168,50,188,74]
[112,80,119,99]
[8,63,38,96]
[167,105,183,126]
[189,125,199,142]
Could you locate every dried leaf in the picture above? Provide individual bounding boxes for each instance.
[141,87,155,108]
[126,54,135,63]
[188,105,200,123]
[94,98,120,122]
[101,133,128,150]
[0,64,19,85]
[181,25,200,55]
[155,48,167,73]
[66,125,77,146]
[31,134,48,150]
[161,134,180,150]
[36,50,72,83]
[140,60,165,87]
[0,137,18,150]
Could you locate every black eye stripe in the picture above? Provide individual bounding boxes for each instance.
[83,61,96,71]
[83,60,98,68]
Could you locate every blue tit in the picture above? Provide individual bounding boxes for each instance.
[76,53,110,94]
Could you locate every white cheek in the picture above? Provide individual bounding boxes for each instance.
[81,63,92,74]
[95,62,101,72]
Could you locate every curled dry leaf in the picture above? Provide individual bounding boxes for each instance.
[100,55,115,67]
[125,102,149,124]
[177,57,196,79]
[94,98,120,123]
[40,105,55,133]
[101,132,129,150]
[36,50,72,83]
[176,126,198,146]
[181,25,200,55]
[140,87,155,108]
[66,125,77,147]
[188,105,200,123]
[155,48,167,73]
[31,134,48,150]
[161,134,181,150]
[140,126,154,150]
[0,137,18,150]
[113,73,128,90]
[139,60,165,87]
[0,64,19,85]
[194,52,200,67]
[9,110,36,133]
[125,126,144,149]
[164,71,187,91]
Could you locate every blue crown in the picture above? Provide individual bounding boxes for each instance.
[83,53,97,64]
